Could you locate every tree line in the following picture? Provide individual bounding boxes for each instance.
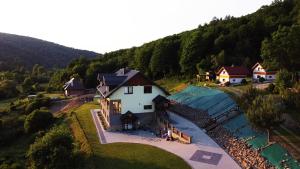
[48,0,300,90]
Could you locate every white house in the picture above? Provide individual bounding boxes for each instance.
[252,63,276,82]
[96,68,169,131]
[217,66,249,84]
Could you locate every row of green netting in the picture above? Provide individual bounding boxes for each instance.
[168,85,237,117]
[261,143,300,169]
[169,85,300,169]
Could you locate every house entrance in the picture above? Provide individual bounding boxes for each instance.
[111,100,121,114]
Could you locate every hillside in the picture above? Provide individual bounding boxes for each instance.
[0,33,100,70]
[73,0,299,81]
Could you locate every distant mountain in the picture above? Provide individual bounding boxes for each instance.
[0,33,100,70]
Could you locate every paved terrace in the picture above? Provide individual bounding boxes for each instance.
[91,109,241,169]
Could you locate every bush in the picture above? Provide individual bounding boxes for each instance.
[0,119,3,131]
[241,79,247,85]
[24,109,54,133]
[45,86,54,93]
[25,102,40,114]
[0,117,25,146]
[266,83,275,93]
[275,69,294,93]
[27,125,75,169]
[25,97,51,114]
[0,80,19,99]
[0,162,22,169]
[224,81,230,86]
[259,77,265,83]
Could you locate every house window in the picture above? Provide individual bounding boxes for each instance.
[232,79,236,82]
[144,86,152,93]
[269,76,272,78]
[257,75,260,78]
[124,86,133,94]
[222,71,226,74]
[222,79,225,82]
[144,105,152,110]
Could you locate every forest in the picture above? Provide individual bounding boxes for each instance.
[0,33,99,71]
[0,1,300,168]
[45,0,300,90]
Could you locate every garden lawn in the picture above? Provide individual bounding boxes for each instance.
[155,78,188,94]
[74,103,191,169]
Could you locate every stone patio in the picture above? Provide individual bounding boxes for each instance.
[91,109,241,169]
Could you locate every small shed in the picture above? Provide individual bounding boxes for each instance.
[63,78,85,96]
[153,95,170,111]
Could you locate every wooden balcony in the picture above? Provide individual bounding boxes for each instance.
[100,99,121,120]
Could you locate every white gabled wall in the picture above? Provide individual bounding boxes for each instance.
[219,69,246,84]
[229,78,244,84]
[252,64,276,81]
[109,86,166,114]
[219,69,229,83]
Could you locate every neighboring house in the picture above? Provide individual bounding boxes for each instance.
[97,68,169,131]
[217,66,249,84]
[205,71,216,81]
[196,71,216,82]
[63,77,85,96]
[252,62,276,82]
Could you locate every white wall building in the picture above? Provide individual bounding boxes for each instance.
[217,66,249,84]
[97,68,169,130]
[252,63,276,82]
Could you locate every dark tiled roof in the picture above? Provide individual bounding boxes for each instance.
[218,66,250,76]
[97,68,139,98]
[103,75,127,86]
[97,73,115,81]
[97,68,168,98]
[63,78,85,90]
[251,62,277,72]
[153,95,169,103]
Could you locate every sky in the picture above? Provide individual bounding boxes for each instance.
[0,0,273,53]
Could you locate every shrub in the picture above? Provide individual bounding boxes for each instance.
[259,77,265,83]
[27,125,75,169]
[0,116,25,146]
[0,162,22,169]
[266,83,275,93]
[0,80,19,99]
[224,81,230,86]
[25,97,51,114]
[275,69,294,93]
[25,101,40,114]
[24,109,54,133]
[0,119,3,130]
[241,79,247,85]
[46,86,54,93]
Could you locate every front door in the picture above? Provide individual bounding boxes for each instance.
[112,100,121,114]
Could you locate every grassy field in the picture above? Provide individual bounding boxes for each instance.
[72,102,191,169]
[39,92,66,99]
[155,78,189,94]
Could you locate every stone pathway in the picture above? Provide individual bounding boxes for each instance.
[91,109,241,169]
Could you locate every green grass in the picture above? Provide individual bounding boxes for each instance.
[74,103,191,169]
[38,92,65,99]
[155,78,188,94]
